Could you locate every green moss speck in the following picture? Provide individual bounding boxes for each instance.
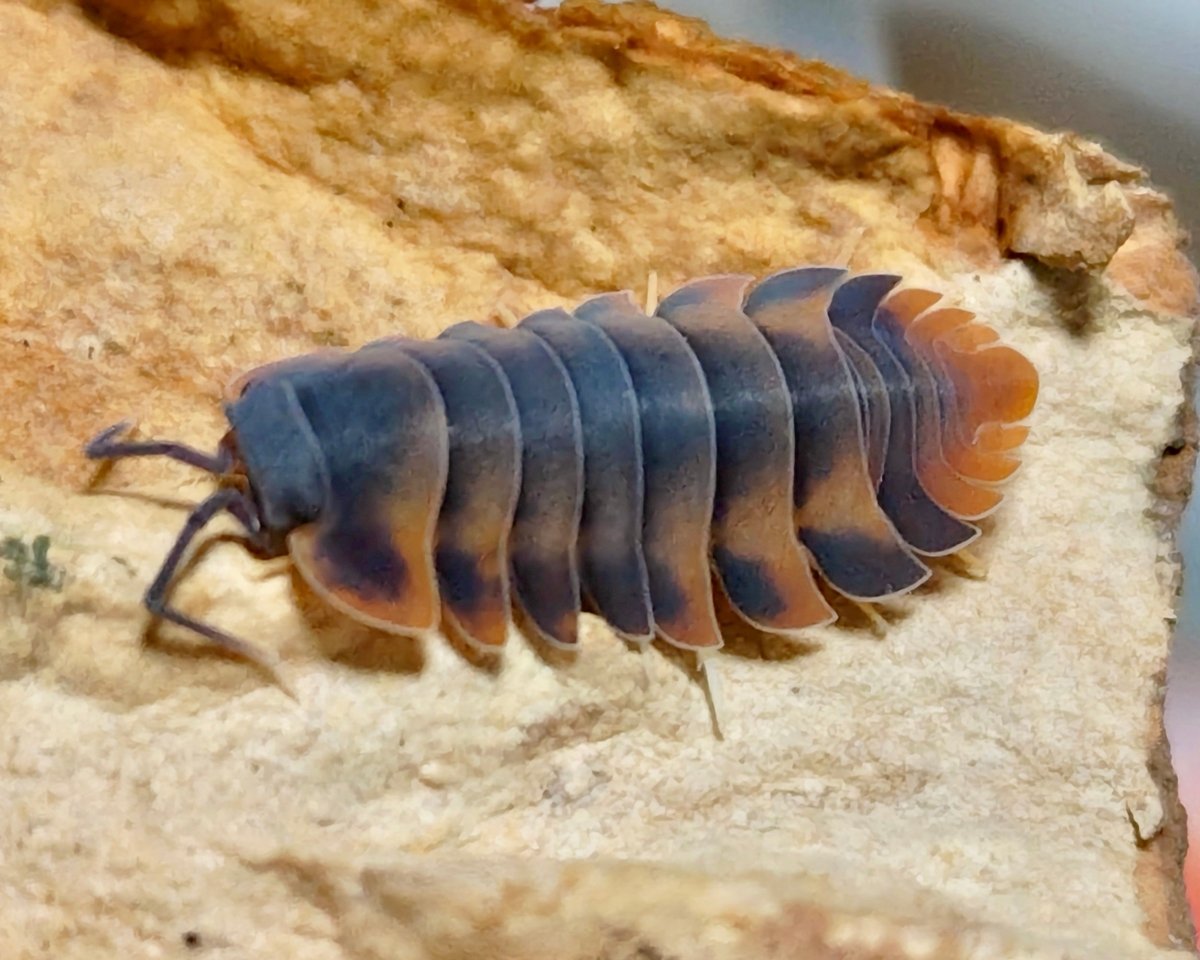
[2,535,65,592]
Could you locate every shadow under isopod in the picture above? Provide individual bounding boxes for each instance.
[287,566,427,676]
[81,470,989,702]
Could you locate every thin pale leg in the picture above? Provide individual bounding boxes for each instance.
[851,600,888,636]
[493,303,522,329]
[947,548,988,580]
[696,649,726,740]
[644,270,659,315]
[831,227,867,268]
[634,639,653,691]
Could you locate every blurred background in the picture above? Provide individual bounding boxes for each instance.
[539,0,1200,928]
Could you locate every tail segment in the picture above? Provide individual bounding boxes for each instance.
[896,303,1039,489]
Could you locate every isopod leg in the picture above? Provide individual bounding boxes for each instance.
[696,648,727,740]
[493,303,522,329]
[945,547,988,580]
[850,599,888,636]
[644,270,659,315]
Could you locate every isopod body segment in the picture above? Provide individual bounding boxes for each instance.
[84,267,1039,659]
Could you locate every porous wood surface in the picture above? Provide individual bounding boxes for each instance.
[0,1,1197,957]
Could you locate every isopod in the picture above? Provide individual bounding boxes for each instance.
[84,266,1038,672]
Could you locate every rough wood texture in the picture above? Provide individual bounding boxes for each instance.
[0,1,1196,957]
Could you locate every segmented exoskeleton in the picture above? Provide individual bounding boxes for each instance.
[85,267,1039,664]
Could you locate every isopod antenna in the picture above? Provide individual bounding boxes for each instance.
[85,419,235,474]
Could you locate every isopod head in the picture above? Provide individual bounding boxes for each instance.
[85,346,453,666]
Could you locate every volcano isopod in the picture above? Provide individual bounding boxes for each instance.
[85,267,1039,665]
